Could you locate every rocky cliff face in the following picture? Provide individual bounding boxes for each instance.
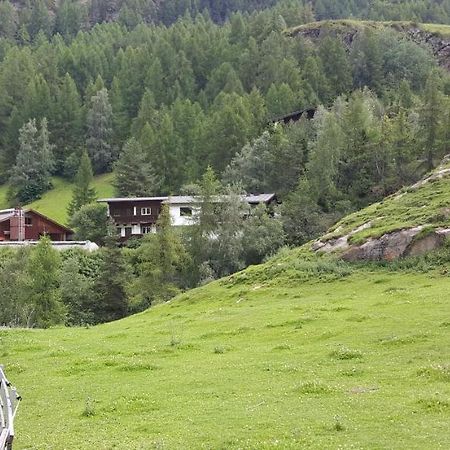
[288,21,450,72]
[405,27,450,71]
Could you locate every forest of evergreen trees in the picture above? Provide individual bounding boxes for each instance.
[0,0,449,327]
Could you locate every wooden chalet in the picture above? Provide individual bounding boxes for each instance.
[0,208,73,242]
[99,194,277,240]
[98,197,168,239]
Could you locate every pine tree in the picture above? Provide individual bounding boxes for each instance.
[420,70,444,170]
[0,1,18,40]
[8,118,54,204]
[113,137,161,197]
[133,204,185,307]
[28,0,53,40]
[86,88,114,174]
[25,236,65,328]
[53,73,83,174]
[94,233,128,323]
[68,150,97,218]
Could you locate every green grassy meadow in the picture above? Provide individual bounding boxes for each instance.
[0,173,114,225]
[2,257,450,449]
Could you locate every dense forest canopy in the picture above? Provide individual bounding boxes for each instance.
[3,0,450,29]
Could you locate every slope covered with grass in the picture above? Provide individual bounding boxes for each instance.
[2,252,450,448]
[320,159,450,246]
[0,173,114,225]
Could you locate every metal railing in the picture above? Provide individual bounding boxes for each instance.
[0,366,20,450]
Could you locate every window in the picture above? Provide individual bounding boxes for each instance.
[180,207,193,217]
[141,207,152,215]
[25,217,32,225]
[141,226,153,234]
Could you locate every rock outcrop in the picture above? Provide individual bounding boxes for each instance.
[289,21,450,72]
[312,155,450,261]
[314,226,450,262]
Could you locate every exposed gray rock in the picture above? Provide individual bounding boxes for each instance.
[341,226,424,261]
[314,226,450,262]
[313,222,372,254]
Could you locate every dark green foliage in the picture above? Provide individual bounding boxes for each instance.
[242,204,285,265]
[130,205,186,309]
[0,247,31,326]
[68,150,97,218]
[69,203,109,245]
[87,88,114,174]
[419,70,446,170]
[94,238,129,323]
[24,236,65,328]
[114,137,161,197]
[8,118,54,205]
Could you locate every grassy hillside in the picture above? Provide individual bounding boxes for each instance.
[320,160,450,245]
[0,173,114,225]
[2,253,450,448]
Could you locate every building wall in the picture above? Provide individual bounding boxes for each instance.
[24,212,69,241]
[108,200,163,227]
[168,204,200,227]
[0,211,71,241]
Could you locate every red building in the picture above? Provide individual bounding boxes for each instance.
[0,208,73,242]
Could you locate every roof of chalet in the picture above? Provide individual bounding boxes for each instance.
[98,197,169,203]
[0,209,16,223]
[98,194,276,205]
[163,193,277,205]
[0,208,73,233]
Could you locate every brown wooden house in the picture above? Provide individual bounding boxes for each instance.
[98,197,168,239]
[0,208,73,242]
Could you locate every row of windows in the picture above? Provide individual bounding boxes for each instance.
[111,207,154,216]
[111,207,195,217]
[116,225,154,235]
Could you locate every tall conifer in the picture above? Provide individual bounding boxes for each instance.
[68,150,97,218]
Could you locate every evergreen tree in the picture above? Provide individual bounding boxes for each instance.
[60,256,95,326]
[8,118,54,204]
[306,106,344,208]
[0,1,18,40]
[86,88,114,174]
[28,0,53,40]
[55,0,87,41]
[183,166,220,286]
[242,204,285,266]
[68,150,97,218]
[419,70,445,170]
[114,137,161,197]
[211,185,247,277]
[25,236,65,328]
[318,36,352,98]
[133,204,185,308]
[54,73,83,175]
[69,203,109,245]
[94,233,128,323]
